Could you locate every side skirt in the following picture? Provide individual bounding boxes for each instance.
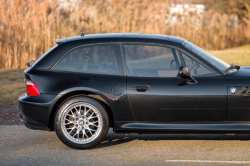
[114,122,250,134]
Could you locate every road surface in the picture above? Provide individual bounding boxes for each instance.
[1,125,250,166]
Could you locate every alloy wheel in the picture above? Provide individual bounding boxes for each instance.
[61,102,102,144]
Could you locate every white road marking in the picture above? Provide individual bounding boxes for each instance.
[165,160,250,164]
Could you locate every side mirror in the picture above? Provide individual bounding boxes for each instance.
[177,66,197,84]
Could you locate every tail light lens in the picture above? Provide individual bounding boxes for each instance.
[26,80,40,96]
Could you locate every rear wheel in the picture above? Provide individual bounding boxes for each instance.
[54,96,109,149]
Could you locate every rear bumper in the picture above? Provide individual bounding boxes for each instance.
[18,93,58,130]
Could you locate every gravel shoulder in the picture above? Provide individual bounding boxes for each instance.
[0,102,22,125]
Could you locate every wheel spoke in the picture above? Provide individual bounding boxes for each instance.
[72,132,77,138]
[89,116,97,119]
[74,106,81,116]
[68,127,75,134]
[89,127,96,131]
[84,108,91,116]
[88,112,95,118]
[84,106,86,115]
[79,105,81,115]
[66,126,75,129]
[89,122,98,127]
[67,114,75,118]
[73,107,79,116]
[73,130,80,138]
[64,121,74,125]
[87,128,93,135]
[82,130,88,138]
[77,131,80,139]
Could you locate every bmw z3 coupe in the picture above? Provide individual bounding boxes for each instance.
[19,33,250,149]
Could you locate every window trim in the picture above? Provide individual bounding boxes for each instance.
[121,42,220,78]
[180,51,216,77]
[51,42,126,76]
[172,48,181,68]
[119,43,129,76]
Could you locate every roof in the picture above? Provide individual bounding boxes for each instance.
[55,33,185,44]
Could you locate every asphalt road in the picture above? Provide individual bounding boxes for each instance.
[1,125,250,166]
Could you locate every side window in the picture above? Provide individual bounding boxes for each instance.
[53,44,121,75]
[181,52,215,76]
[122,44,181,77]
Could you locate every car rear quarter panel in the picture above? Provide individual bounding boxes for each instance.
[25,68,135,122]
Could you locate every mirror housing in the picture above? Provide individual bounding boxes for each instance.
[177,66,197,84]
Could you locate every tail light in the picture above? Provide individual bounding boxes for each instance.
[26,80,40,96]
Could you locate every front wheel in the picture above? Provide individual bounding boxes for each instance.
[54,96,109,149]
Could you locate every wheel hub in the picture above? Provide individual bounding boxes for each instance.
[79,120,84,126]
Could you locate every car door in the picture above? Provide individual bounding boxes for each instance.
[123,43,228,122]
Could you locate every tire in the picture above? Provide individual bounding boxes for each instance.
[54,96,109,149]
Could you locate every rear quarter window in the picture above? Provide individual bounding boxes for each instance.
[53,44,122,75]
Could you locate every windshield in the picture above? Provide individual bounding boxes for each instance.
[182,41,230,72]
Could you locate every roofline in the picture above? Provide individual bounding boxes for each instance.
[55,33,185,44]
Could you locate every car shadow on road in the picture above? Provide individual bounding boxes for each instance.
[96,133,250,149]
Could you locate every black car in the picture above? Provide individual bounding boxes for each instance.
[19,33,250,149]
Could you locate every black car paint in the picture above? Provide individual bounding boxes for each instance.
[223,66,250,121]
[127,76,227,122]
[19,33,250,133]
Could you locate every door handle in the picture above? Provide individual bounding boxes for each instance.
[132,85,150,92]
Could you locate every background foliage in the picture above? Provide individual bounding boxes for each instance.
[0,0,250,69]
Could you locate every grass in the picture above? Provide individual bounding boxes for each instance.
[0,69,26,106]
[209,44,250,66]
[0,44,249,106]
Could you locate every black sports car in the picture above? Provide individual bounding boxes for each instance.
[19,33,250,149]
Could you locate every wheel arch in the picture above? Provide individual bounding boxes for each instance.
[48,89,114,130]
